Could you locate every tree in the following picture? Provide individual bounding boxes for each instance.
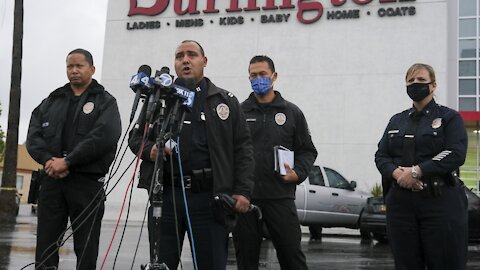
[0,0,23,222]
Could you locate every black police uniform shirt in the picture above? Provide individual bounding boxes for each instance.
[164,78,211,177]
[62,91,82,155]
[188,78,211,171]
[375,99,467,181]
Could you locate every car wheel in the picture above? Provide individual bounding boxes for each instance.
[309,225,322,240]
[373,233,388,243]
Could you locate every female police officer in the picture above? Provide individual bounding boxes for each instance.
[375,63,468,270]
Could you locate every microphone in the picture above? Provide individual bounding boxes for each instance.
[153,67,174,88]
[146,67,171,122]
[173,78,196,108]
[130,65,152,122]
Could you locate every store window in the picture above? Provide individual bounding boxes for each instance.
[460,0,476,17]
[459,79,476,95]
[460,97,477,110]
[459,60,476,77]
[459,19,476,37]
[459,39,476,58]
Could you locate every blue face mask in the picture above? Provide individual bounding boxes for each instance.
[250,77,272,96]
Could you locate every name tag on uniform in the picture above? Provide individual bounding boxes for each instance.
[183,121,191,125]
[388,130,399,134]
[246,118,256,122]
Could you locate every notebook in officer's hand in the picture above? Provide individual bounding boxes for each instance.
[274,145,294,176]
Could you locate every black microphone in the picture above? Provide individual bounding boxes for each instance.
[129,65,152,122]
[173,78,196,109]
[174,77,196,90]
[173,78,196,134]
[146,67,173,122]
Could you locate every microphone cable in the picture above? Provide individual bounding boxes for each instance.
[169,138,185,270]
[99,123,148,269]
[77,120,135,268]
[176,136,199,270]
[112,122,150,268]
[112,171,135,269]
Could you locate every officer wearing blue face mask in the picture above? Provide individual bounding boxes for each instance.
[375,63,468,270]
[233,55,317,270]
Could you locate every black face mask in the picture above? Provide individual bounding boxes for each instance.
[406,82,431,102]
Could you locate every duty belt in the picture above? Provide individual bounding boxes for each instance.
[393,174,460,196]
[165,168,213,193]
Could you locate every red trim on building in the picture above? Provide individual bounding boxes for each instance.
[460,111,480,121]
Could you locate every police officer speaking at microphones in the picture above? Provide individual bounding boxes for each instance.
[26,48,121,270]
[233,55,317,270]
[128,40,254,270]
[375,63,468,270]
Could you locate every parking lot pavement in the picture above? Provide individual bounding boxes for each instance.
[1,205,480,270]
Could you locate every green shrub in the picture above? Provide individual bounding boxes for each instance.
[370,183,383,197]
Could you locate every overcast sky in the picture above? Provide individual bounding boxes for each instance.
[0,0,108,143]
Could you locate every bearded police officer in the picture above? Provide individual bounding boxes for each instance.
[233,55,317,270]
[26,48,121,269]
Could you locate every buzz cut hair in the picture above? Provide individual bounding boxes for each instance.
[181,40,206,57]
[67,48,94,66]
[249,55,275,73]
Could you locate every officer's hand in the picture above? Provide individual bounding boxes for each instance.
[150,144,158,161]
[163,147,172,157]
[45,158,69,179]
[395,166,422,189]
[232,194,250,213]
[45,159,55,178]
[51,170,70,179]
[392,167,404,181]
[281,163,299,183]
[411,180,424,190]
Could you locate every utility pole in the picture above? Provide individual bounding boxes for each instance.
[0,0,23,222]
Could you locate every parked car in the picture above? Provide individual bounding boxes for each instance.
[295,165,371,239]
[360,186,480,242]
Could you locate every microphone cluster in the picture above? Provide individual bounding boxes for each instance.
[129,65,196,124]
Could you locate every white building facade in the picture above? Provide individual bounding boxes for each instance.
[101,0,478,211]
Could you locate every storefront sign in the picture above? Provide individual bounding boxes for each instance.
[126,0,416,30]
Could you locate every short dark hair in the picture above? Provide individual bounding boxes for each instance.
[249,55,275,73]
[67,48,94,66]
[181,40,205,56]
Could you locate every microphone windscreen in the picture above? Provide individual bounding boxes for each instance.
[175,78,196,90]
[138,65,152,77]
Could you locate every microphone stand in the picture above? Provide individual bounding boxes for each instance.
[141,98,184,270]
